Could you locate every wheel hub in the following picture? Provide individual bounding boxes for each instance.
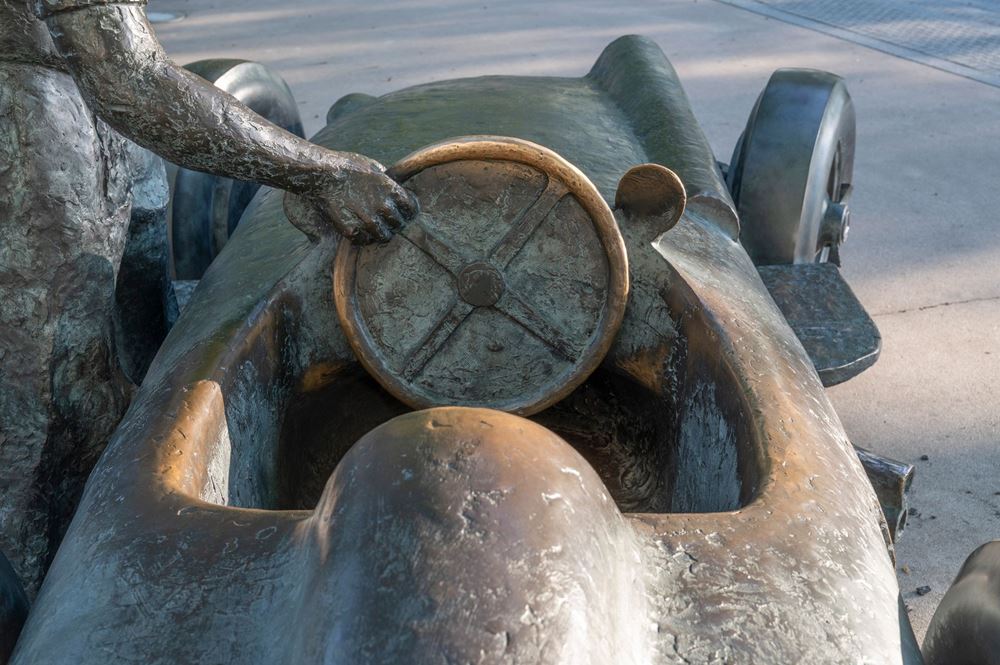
[457,262,506,307]
[821,200,850,247]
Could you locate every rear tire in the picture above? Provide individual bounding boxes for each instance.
[922,542,1000,665]
[727,69,855,266]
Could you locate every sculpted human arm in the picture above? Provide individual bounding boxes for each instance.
[41,2,414,243]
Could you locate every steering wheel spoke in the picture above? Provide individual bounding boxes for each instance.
[401,299,475,381]
[493,290,578,361]
[399,220,471,277]
[490,179,568,268]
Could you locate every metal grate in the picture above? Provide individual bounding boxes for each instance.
[717,0,1000,87]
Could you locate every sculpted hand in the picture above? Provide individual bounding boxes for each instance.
[302,154,418,244]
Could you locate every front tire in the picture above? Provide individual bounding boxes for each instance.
[727,69,855,266]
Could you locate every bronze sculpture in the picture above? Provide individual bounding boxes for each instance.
[7,33,929,663]
[0,0,414,600]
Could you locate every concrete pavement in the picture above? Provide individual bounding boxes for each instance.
[153,0,1000,642]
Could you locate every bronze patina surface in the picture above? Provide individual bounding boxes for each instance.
[759,262,881,386]
[335,137,629,415]
[9,36,920,664]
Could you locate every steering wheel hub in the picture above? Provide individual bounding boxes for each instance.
[457,262,506,307]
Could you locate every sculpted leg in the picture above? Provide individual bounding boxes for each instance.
[0,64,132,596]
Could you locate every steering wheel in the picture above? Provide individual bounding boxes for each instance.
[333,136,629,416]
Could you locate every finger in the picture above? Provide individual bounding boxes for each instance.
[336,207,368,243]
[353,207,393,244]
[377,200,405,230]
[390,183,419,220]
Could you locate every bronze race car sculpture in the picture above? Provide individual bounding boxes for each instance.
[1,0,996,661]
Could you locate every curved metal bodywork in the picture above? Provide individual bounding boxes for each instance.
[12,36,919,663]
